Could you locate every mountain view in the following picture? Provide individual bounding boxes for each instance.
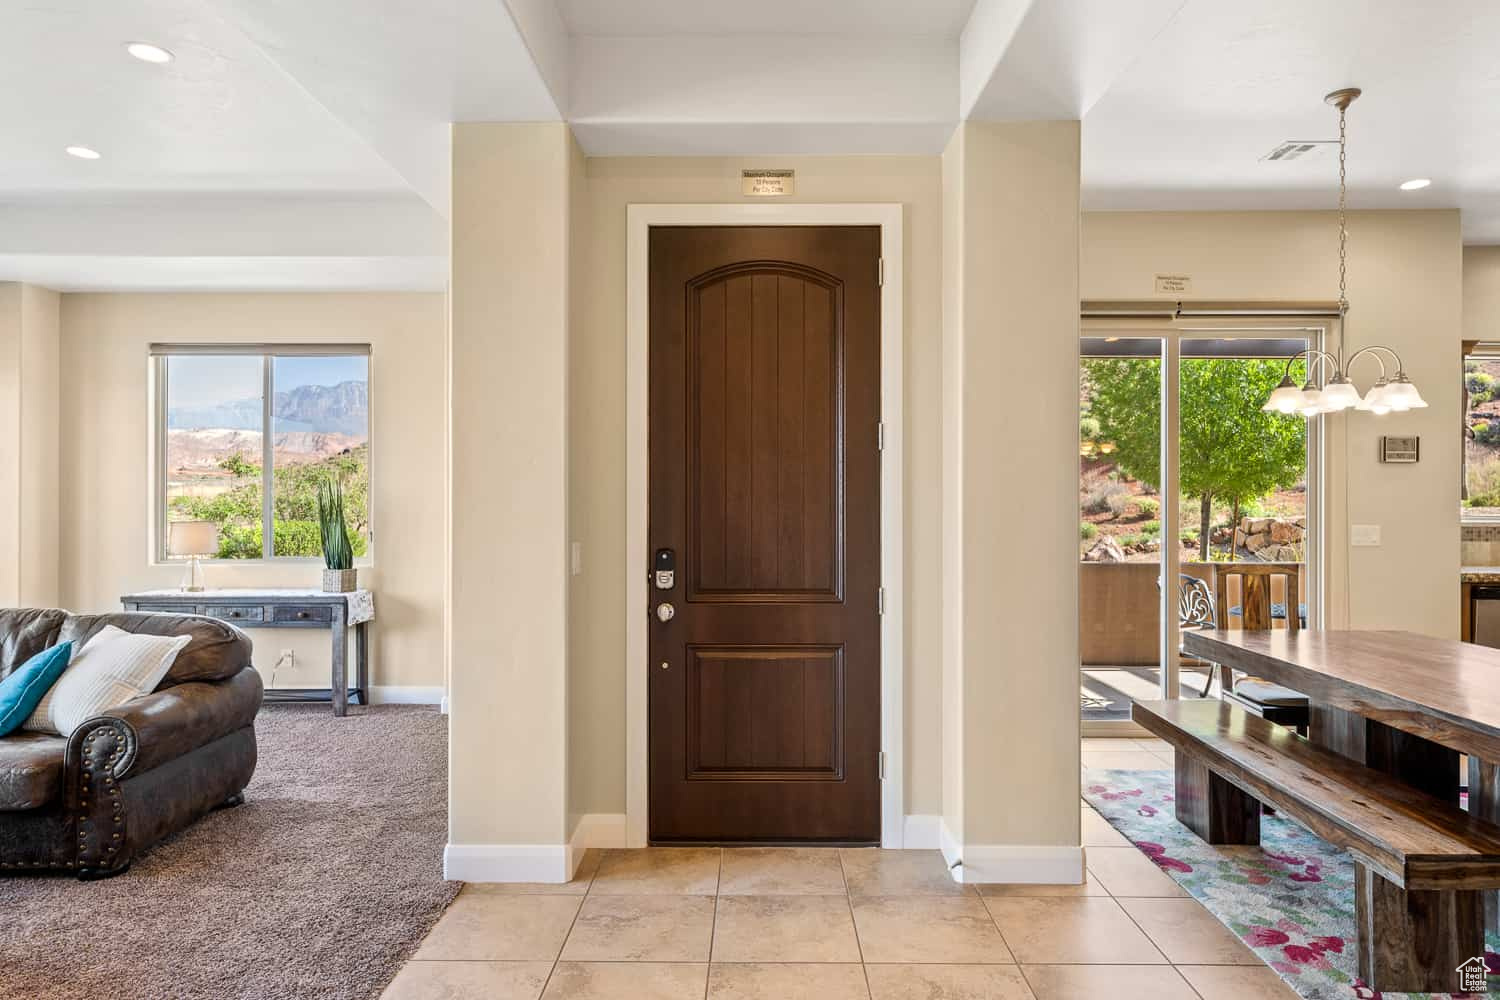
[167,379,369,436]
[165,366,370,559]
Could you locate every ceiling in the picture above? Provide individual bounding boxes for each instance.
[556,0,980,37]
[2,0,1497,291]
[1081,0,1500,239]
[0,0,408,195]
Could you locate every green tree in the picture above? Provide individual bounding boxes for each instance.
[169,444,369,559]
[1083,358,1306,560]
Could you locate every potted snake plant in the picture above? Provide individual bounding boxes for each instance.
[318,475,357,592]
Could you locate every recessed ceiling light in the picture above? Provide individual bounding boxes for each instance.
[125,41,173,63]
[65,145,101,160]
[1399,178,1431,191]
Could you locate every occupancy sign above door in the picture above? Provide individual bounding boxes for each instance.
[741,169,794,196]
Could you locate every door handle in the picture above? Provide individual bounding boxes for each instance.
[656,602,676,623]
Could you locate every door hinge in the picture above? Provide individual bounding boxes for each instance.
[877,421,885,451]
[878,257,885,287]
[878,586,886,615]
[879,751,887,780]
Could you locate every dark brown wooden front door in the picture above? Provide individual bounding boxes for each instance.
[648,225,881,844]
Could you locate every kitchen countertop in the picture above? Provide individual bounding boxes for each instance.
[1462,567,1500,584]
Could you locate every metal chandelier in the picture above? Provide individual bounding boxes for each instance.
[1262,88,1426,418]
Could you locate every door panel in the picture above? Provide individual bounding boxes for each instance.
[649,225,880,843]
[686,645,843,777]
[688,265,842,601]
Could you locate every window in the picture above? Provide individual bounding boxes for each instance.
[156,345,371,560]
[1465,346,1500,519]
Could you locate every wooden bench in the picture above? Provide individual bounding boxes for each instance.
[1133,698,1500,994]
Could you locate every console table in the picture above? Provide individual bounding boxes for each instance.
[120,588,374,716]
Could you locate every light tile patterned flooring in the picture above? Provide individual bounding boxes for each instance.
[384,739,1296,999]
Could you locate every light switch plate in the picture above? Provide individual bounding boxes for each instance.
[1351,524,1382,547]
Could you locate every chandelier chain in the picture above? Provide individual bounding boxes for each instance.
[1337,104,1348,314]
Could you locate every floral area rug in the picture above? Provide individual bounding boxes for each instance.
[1083,768,1500,1000]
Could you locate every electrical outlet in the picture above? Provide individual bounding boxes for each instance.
[277,650,295,669]
[571,541,583,576]
[1350,524,1382,547]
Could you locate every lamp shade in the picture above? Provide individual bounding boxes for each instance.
[1320,378,1362,412]
[1295,385,1326,417]
[1355,380,1390,413]
[167,520,219,557]
[1382,376,1428,410]
[1262,377,1303,414]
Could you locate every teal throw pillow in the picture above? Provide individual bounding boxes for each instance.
[0,641,73,737]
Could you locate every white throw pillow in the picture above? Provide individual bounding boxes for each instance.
[23,625,191,736]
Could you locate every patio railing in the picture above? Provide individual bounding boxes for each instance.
[1080,561,1307,666]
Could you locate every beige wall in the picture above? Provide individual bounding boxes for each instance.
[1465,245,1500,343]
[56,292,448,690]
[449,123,574,849]
[0,283,60,607]
[567,154,945,819]
[942,122,1082,864]
[1083,210,1464,637]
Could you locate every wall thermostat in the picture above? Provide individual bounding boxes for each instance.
[1380,436,1419,463]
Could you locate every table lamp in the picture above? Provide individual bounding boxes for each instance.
[167,520,219,592]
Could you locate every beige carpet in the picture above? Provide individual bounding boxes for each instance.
[0,704,457,1000]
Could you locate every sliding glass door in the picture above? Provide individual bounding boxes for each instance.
[1080,326,1321,730]
[1079,337,1165,723]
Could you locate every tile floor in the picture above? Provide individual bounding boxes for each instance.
[383,739,1297,999]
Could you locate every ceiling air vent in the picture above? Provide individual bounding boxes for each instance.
[1261,140,1336,162]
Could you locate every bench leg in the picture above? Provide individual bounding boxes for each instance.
[1353,861,1485,994]
[1309,706,1460,803]
[1471,757,1500,935]
[1174,755,1259,845]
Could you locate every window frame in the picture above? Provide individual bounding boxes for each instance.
[153,343,373,564]
[1464,343,1500,525]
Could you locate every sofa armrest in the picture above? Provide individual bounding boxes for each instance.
[60,668,261,873]
[90,666,263,777]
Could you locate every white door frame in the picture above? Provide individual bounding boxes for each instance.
[625,203,905,848]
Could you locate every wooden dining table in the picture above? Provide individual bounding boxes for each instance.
[1182,627,1500,931]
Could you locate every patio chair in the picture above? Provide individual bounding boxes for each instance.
[1210,564,1310,732]
[1174,574,1220,697]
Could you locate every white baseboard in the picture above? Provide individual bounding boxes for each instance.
[936,819,1084,885]
[939,819,963,873]
[369,685,445,705]
[902,814,942,849]
[445,814,627,885]
[951,842,1086,885]
[443,843,572,883]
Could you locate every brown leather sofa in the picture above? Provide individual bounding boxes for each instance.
[0,609,262,879]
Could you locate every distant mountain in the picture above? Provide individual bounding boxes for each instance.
[167,380,368,437]
[274,380,368,436]
[166,397,262,431]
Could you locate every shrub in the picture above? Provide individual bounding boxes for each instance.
[1135,497,1160,517]
[1084,480,1130,515]
[1476,421,1500,447]
[1106,491,1136,518]
[1118,533,1145,547]
[1468,454,1500,507]
[1468,370,1496,405]
[1079,415,1101,441]
[1080,522,1098,540]
[1140,520,1161,537]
